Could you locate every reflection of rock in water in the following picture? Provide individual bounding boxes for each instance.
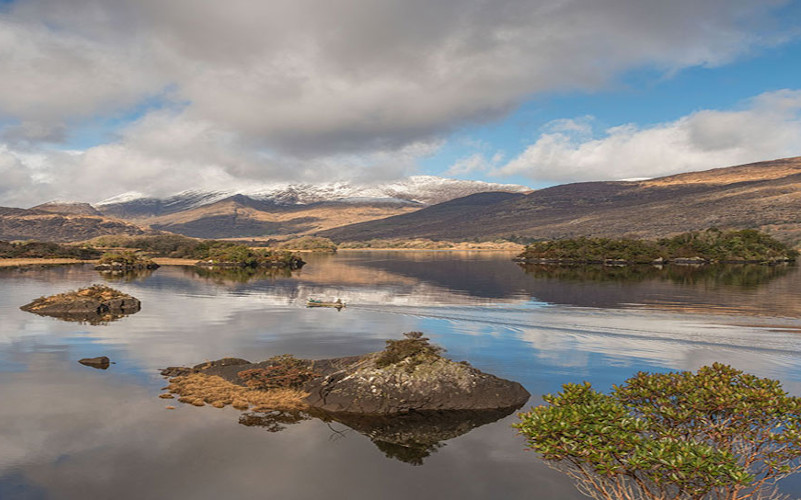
[238,407,519,466]
[98,268,156,282]
[238,411,310,433]
[519,263,793,289]
[190,266,295,283]
[320,408,520,465]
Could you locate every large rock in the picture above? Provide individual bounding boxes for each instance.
[20,285,141,323]
[162,335,530,416]
[303,353,530,414]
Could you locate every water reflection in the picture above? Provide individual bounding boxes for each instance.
[97,268,156,282]
[3,255,801,499]
[236,406,519,466]
[190,265,296,283]
[518,262,793,289]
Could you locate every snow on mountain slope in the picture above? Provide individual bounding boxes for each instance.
[95,177,532,216]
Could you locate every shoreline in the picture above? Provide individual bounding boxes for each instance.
[0,258,97,268]
[0,248,522,268]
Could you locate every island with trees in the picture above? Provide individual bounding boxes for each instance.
[515,229,798,265]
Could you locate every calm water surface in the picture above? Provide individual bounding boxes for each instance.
[2,252,801,499]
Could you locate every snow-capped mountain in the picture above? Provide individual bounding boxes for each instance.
[95,177,532,218]
[246,176,531,206]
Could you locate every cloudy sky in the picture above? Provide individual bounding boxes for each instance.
[0,0,800,207]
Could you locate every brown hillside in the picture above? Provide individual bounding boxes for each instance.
[137,197,420,239]
[31,202,102,216]
[0,208,146,242]
[321,157,801,245]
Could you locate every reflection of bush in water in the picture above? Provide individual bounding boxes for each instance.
[238,411,310,433]
[372,439,444,466]
[192,266,294,283]
[519,263,793,289]
[98,269,155,282]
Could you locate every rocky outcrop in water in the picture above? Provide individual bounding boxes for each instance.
[160,333,530,415]
[79,356,111,369]
[160,333,530,465]
[303,352,529,414]
[20,285,141,323]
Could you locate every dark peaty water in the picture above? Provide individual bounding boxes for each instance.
[2,252,801,499]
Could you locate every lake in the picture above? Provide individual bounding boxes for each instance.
[2,252,801,499]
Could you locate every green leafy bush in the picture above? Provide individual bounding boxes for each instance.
[515,364,801,500]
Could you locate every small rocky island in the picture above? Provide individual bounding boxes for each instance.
[20,284,141,323]
[515,229,798,266]
[194,244,305,270]
[160,332,529,464]
[162,332,529,414]
[94,251,160,272]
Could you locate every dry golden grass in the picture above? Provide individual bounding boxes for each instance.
[642,156,801,187]
[166,373,309,412]
[150,257,199,266]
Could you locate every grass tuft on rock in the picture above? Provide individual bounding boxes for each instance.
[374,331,445,372]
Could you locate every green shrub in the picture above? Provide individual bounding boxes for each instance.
[276,236,338,252]
[374,332,445,371]
[517,229,798,263]
[515,364,801,500]
[0,240,101,260]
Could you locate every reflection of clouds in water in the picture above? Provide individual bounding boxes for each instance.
[508,308,801,381]
[0,355,581,499]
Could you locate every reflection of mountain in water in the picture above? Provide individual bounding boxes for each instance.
[10,254,801,317]
[237,407,518,465]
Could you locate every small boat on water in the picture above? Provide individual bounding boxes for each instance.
[306,298,345,309]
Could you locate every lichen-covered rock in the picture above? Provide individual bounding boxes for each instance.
[165,333,530,416]
[303,353,530,414]
[20,285,140,323]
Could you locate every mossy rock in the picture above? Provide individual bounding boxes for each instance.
[20,285,141,324]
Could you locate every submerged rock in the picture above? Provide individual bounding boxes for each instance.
[78,356,111,369]
[20,284,141,324]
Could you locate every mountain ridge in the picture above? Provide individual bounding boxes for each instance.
[320,157,801,245]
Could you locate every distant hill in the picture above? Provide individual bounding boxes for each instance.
[132,196,420,239]
[32,201,102,216]
[0,207,145,242]
[91,177,531,239]
[320,157,801,245]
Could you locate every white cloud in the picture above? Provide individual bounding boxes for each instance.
[497,89,801,182]
[0,0,794,150]
[0,0,797,205]
[446,152,505,176]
